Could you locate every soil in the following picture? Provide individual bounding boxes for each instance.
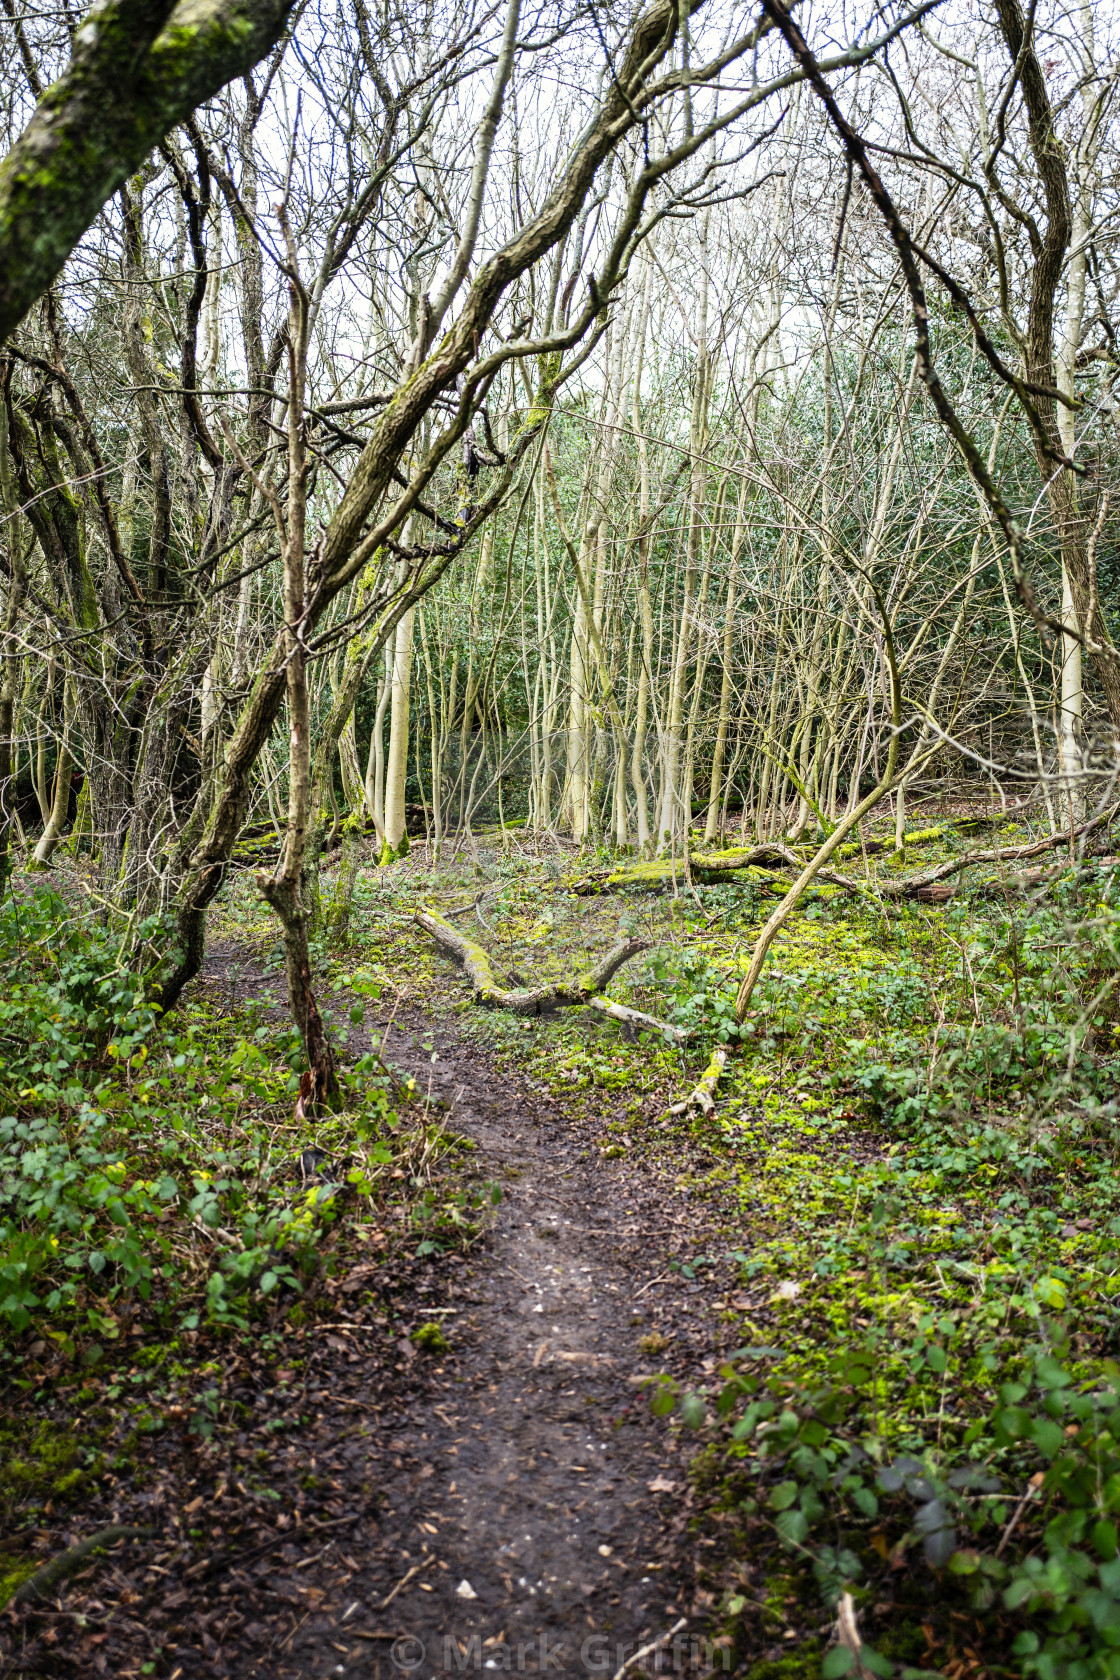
[295,1007,721,1679]
[1,944,743,1680]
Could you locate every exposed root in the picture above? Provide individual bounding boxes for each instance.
[664,1045,728,1118]
[415,907,648,1014]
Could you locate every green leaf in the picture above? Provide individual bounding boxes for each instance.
[650,1386,676,1418]
[861,1646,894,1678]
[1029,1416,1065,1458]
[679,1393,707,1430]
[1093,1520,1119,1562]
[995,1406,1030,1441]
[775,1508,808,1545]
[925,1343,947,1374]
[1035,1356,1073,1390]
[770,1480,799,1511]
[821,1649,854,1679]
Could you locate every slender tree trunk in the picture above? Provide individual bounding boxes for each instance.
[383,605,414,859]
[256,243,338,1112]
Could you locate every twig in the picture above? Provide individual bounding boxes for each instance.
[835,1591,876,1680]
[995,1477,1042,1558]
[611,1617,688,1680]
[378,1555,434,1610]
[634,1270,672,1298]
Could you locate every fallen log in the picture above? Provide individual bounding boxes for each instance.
[821,811,1118,900]
[7,1525,153,1607]
[664,1045,728,1117]
[416,907,649,1015]
[572,844,796,895]
[587,993,692,1042]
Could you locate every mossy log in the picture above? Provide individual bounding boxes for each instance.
[664,1045,728,1117]
[587,993,691,1042]
[832,825,943,860]
[573,844,797,895]
[6,1525,152,1608]
[416,907,649,1015]
[576,821,1091,899]
[825,811,1118,900]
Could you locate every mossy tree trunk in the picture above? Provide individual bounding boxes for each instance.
[0,0,297,343]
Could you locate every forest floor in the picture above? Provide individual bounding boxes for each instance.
[4,803,1120,1680]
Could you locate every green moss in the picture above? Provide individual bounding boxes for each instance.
[604,858,674,886]
[834,825,944,860]
[741,1644,823,1680]
[0,1556,39,1610]
[874,1621,927,1662]
[411,1321,449,1354]
[0,1417,103,1518]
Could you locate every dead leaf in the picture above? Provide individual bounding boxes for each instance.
[648,1476,677,1493]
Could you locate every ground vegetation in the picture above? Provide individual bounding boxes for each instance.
[4,0,1120,1674]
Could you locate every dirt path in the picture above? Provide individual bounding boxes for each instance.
[200,949,733,1680]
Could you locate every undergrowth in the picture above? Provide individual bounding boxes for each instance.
[330,818,1120,1678]
[0,878,497,1554]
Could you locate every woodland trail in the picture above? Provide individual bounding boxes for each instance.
[202,943,737,1680]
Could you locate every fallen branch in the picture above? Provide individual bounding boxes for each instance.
[665,1045,728,1117]
[820,811,1118,900]
[692,842,800,873]
[7,1525,153,1607]
[416,907,648,1014]
[572,844,796,895]
[588,994,692,1042]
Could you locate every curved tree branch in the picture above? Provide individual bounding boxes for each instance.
[0,0,297,342]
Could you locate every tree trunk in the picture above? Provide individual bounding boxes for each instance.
[256,255,339,1112]
[382,606,414,860]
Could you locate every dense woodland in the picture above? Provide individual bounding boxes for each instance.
[4,0,1120,1674]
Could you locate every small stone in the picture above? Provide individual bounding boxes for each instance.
[456,1579,478,1600]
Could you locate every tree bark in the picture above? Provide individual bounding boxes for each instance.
[0,0,296,341]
